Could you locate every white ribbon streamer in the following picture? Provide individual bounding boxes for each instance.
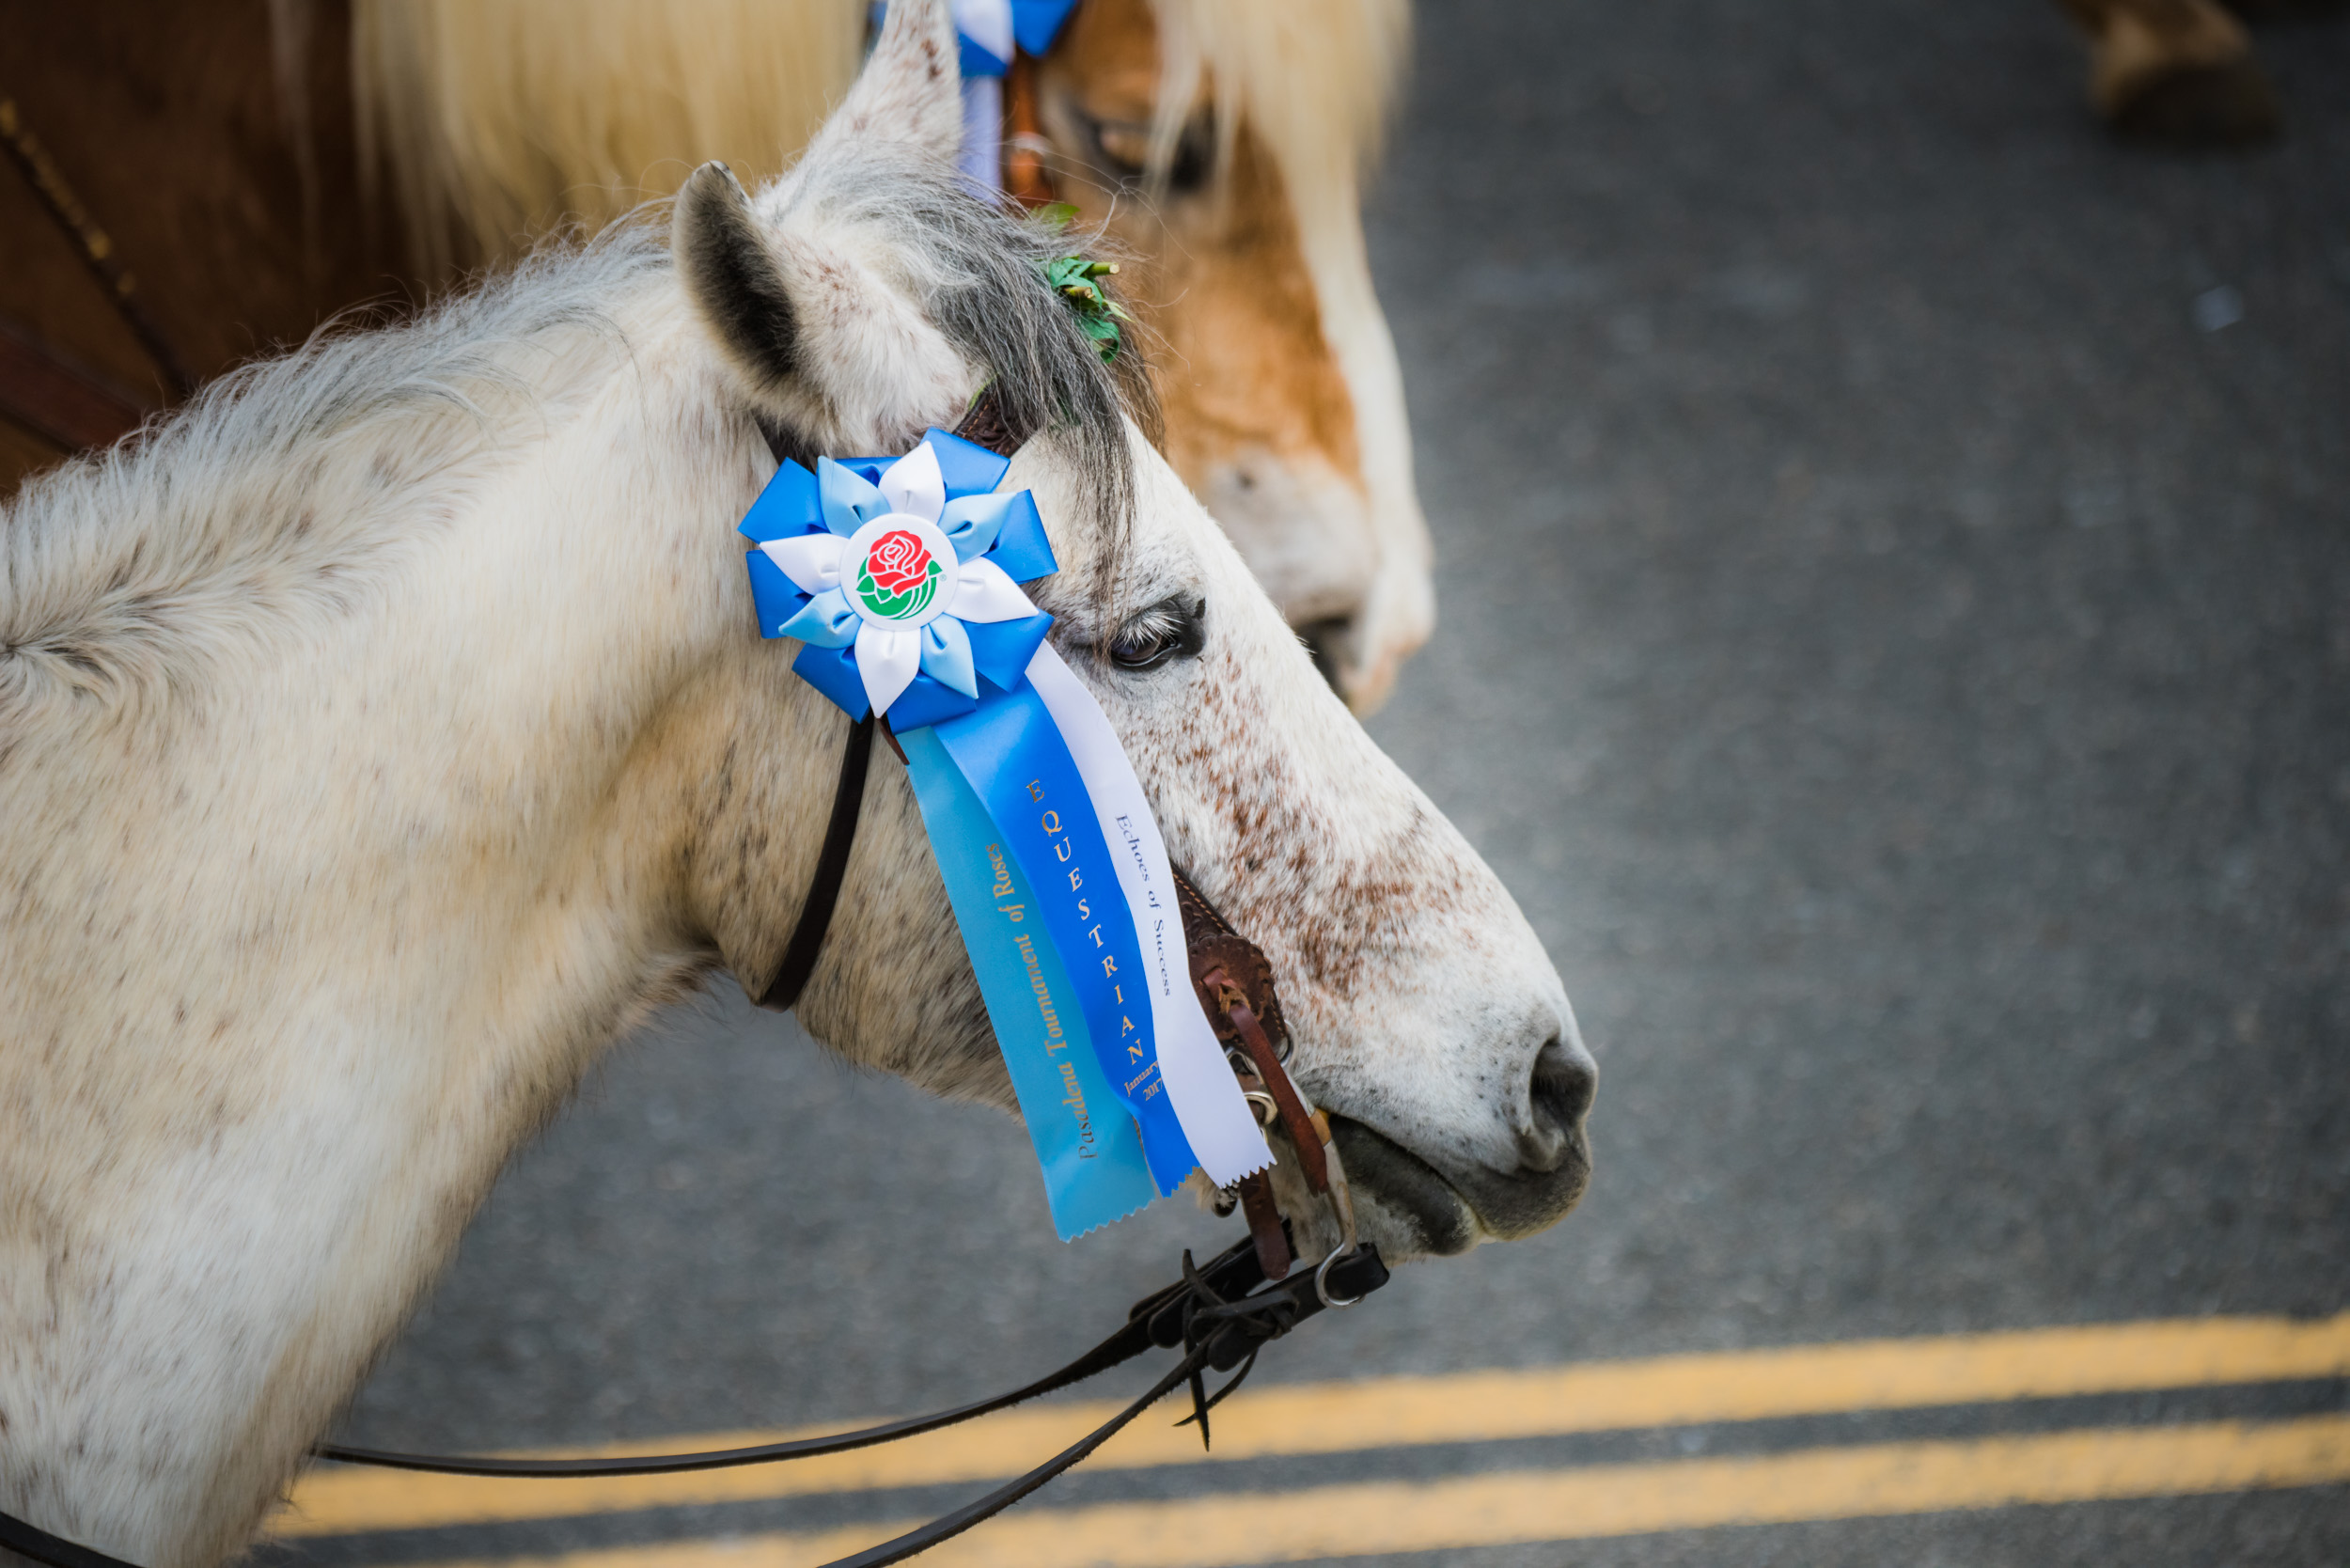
[1023,644,1271,1185]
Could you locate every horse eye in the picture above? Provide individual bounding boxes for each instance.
[1082,112,1214,195]
[1109,598,1205,671]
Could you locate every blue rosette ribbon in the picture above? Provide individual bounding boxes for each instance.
[739,429,1268,1238]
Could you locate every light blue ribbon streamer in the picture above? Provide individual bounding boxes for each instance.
[932,680,1198,1196]
[901,728,1158,1239]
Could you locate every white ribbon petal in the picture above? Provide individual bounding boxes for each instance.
[761,533,847,595]
[942,556,1038,624]
[854,620,920,719]
[1024,644,1272,1185]
[878,442,946,525]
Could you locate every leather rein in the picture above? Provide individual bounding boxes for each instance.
[0,394,1385,1568]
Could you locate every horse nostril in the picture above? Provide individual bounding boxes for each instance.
[1517,1036,1596,1174]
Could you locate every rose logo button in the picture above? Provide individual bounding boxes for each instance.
[856,528,941,620]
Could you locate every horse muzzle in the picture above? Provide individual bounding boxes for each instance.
[1327,1041,1596,1257]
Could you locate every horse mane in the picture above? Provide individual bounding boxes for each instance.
[0,231,671,724]
[345,0,1405,280]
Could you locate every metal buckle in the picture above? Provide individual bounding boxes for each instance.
[1314,1245,1364,1309]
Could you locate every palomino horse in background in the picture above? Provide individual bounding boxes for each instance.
[0,6,1594,1564]
[0,0,1431,711]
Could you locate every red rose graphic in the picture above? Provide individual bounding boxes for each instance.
[866,529,932,596]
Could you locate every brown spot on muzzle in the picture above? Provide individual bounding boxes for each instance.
[1173,673,1475,1003]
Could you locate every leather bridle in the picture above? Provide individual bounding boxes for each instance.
[0,393,1384,1568]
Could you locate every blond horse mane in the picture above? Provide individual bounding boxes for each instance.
[349,0,1406,279]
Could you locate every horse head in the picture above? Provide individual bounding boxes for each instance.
[1018,0,1433,713]
[674,0,1592,1262]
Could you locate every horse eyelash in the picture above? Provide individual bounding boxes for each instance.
[1109,597,1205,670]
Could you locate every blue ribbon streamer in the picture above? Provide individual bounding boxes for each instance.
[932,681,1198,1196]
[901,728,1158,1238]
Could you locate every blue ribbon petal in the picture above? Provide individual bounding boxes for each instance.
[1010,0,1081,56]
[887,673,980,733]
[922,427,1013,499]
[988,491,1058,583]
[791,643,871,720]
[818,457,890,536]
[777,587,859,649]
[938,493,1015,562]
[738,459,822,543]
[965,612,1055,691]
[920,615,979,698]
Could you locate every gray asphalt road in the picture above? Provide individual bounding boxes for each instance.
[288,1,2350,1563]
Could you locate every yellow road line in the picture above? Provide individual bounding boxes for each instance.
[398,1414,2350,1568]
[274,1310,2350,1539]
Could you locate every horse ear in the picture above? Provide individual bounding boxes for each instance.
[805,0,964,167]
[674,161,802,402]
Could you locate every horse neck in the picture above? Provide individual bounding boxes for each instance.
[306,305,777,1039]
[0,294,821,1567]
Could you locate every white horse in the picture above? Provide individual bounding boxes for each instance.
[0,7,1591,1566]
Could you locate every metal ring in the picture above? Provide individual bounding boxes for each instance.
[1314,1246,1363,1309]
[1243,1089,1278,1126]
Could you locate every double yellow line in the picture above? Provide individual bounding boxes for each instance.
[274,1311,2350,1563]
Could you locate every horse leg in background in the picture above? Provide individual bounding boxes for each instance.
[2051,0,2280,145]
